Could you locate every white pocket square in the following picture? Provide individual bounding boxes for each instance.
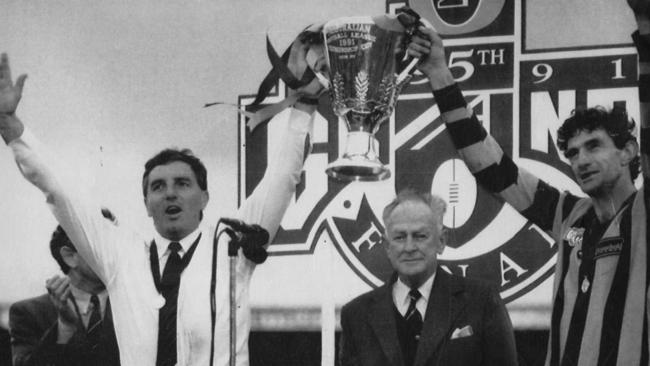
[450,325,473,339]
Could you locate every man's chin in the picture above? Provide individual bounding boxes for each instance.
[579,182,602,196]
[160,225,184,241]
[399,267,426,279]
[156,217,201,240]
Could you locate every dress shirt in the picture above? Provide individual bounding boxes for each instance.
[153,226,202,275]
[69,286,109,327]
[392,273,435,319]
[10,107,312,366]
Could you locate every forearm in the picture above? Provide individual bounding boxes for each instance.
[424,66,456,92]
[0,113,24,144]
[435,84,540,211]
[9,128,118,281]
[237,107,312,241]
[55,319,77,344]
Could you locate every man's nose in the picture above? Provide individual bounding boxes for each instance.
[404,236,417,251]
[575,149,591,169]
[164,185,178,199]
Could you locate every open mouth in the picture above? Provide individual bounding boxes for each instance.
[580,171,597,181]
[165,206,182,215]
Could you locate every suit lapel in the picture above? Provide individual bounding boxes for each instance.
[368,281,405,366]
[413,269,467,366]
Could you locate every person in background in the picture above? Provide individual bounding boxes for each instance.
[10,209,120,366]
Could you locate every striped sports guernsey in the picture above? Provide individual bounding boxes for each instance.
[436,31,650,366]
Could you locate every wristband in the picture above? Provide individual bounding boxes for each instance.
[432,84,466,113]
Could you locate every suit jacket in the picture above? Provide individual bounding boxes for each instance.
[339,269,518,366]
[9,293,120,366]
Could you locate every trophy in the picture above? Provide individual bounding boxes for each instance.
[322,13,419,181]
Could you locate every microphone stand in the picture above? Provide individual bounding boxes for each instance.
[215,218,268,366]
[226,228,239,366]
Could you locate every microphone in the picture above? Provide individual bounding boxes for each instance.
[220,218,269,264]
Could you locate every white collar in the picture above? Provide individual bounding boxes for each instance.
[70,284,108,315]
[153,225,203,260]
[393,272,436,309]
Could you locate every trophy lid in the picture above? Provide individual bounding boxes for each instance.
[323,16,374,31]
[322,14,407,33]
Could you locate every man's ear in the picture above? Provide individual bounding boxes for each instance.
[144,197,153,218]
[201,190,210,209]
[60,246,78,269]
[437,227,447,255]
[621,139,639,167]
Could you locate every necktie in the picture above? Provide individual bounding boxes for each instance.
[87,294,102,332]
[157,242,183,366]
[86,294,103,352]
[405,289,423,336]
[160,242,183,291]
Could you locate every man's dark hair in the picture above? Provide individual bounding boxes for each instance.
[50,225,75,274]
[141,148,208,198]
[556,105,640,181]
[50,208,117,274]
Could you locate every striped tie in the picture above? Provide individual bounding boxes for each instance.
[405,289,423,337]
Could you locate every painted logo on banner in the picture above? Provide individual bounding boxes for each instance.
[238,0,638,302]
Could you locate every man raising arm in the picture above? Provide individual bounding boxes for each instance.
[0,38,317,365]
[407,3,650,365]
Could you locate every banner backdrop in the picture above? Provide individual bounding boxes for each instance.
[243,0,640,330]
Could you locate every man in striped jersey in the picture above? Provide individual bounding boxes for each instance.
[406,2,650,365]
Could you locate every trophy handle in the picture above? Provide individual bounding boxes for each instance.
[395,6,424,87]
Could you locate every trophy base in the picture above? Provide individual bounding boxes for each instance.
[326,158,391,182]
[326,131,391,181]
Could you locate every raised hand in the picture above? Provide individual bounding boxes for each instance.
[407,24,455,89]
[287,27,327,99]
[46,275,79,327]
[0,53,27,116]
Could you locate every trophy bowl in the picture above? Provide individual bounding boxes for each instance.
[323,15,415,181]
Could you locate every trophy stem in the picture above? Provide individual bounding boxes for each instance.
[326,131,390,182]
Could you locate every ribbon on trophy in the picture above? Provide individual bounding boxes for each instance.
[204,6,423,133]
[204,23,327,130]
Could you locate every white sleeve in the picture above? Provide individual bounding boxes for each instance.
[9,128,128,285]
[236,108,312,242]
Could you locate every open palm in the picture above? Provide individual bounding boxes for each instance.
[0,53,27,115]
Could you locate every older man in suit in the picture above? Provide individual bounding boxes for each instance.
[339,190,518,366]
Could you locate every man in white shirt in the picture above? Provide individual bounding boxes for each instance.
[0,45,318,365]
[338,189,518,366]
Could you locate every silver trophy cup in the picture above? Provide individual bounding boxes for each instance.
[323,15,415,181]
